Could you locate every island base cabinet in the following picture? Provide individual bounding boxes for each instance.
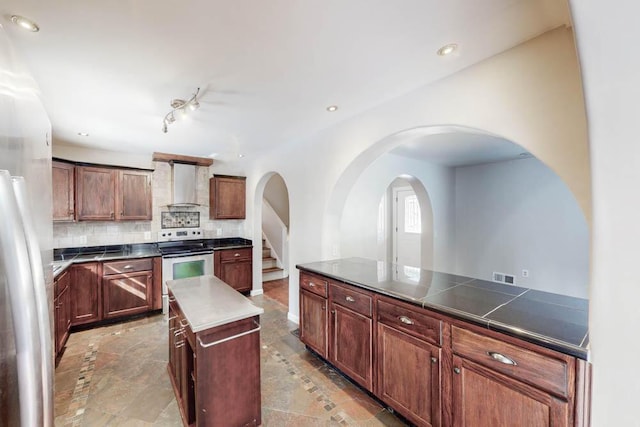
[300,289,328,358]
[452,355,569,427]
[377,324,441,427]
[330,303,373,391]
[195,316,261,427]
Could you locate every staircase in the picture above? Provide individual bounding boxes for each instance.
[262,239,286,282]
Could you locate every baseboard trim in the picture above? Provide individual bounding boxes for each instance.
[287,312,299,325]
[250,288,264,296]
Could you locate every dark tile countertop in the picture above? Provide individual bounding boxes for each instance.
[52,238,252,278]
[296,257,589,360]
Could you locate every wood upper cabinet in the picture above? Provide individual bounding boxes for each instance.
[76,166,117,221]
[451,325,573,427]
[76,165,152,221]
[214,248,252,293]
[209,175,246,219]
[70,262,101,325]
[329,283,374,391]
[300,289,328,358]
[52,161,75,221]
[117,169,152,220]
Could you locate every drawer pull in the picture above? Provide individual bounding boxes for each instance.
[123,265,133,269]
[345,296,356,303]
[308,282,316,287]
[488,351,517,366]
[454,367,461,374]
[399,316,414,325]
[234,253,240,257]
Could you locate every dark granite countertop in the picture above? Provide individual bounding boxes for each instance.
[296,257,589,360]
[52,237,252,278]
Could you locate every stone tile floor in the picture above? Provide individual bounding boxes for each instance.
[54,287,408,426]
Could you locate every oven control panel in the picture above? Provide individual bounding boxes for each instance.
[157,228,204,242]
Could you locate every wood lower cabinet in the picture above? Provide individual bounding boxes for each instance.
[70,262,101,325]
[52,161,75,221]
[68,257,160,328]
[300,289,328,357]
[209,175,246,219]
[451,355,568,427]
[214,247,252,292]
[168,293,261,427]
[330,302,373,390]
[298,270,590,427]
[376,297,443,427]
[54,270,72,358]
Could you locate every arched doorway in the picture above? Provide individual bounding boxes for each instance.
[254,172,290,307]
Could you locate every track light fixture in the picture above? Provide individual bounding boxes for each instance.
[162,87,200,133]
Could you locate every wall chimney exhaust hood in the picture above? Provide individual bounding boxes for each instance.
[170,163,199,206]
[152,152,213,208]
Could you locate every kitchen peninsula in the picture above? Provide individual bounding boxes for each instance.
[167,275,263,427]
[297,257,591,427]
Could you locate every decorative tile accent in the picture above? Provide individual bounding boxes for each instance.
[63,343,99,426]
[161,211,200,229]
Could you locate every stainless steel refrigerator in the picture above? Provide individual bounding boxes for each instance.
[0,25,54,426]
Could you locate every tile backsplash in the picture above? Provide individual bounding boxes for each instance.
[53,161,245,248]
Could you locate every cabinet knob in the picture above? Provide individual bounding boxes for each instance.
[345,296,355,303]
[431,357,437,364]
[454,367,461,374]
[308,282,316,287]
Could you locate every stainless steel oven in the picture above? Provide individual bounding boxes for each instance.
[158,228,213,313]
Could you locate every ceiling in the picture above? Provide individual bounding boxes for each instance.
[390,131,531,167]
[2,0,570,162]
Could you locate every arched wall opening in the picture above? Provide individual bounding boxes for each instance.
[331,125,589,298]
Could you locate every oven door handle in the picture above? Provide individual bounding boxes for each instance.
[161,250,213,259]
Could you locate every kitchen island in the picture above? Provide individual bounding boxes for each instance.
[297,257,591,427]
[167,275,263,427]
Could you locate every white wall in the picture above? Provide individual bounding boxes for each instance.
[264,174,289,226]
[570,0,640,424]
[241,27,589,324]
[340,153,454,272]
[454,157,588,298]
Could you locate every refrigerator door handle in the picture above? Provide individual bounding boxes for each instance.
[0,170,44,427]
[12,176,53,427]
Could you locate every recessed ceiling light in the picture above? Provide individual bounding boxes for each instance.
[437,43,458,56]
[10,15,39,32]
[238,154,245,158]
[326,105,338,112]
[77,132,89,136]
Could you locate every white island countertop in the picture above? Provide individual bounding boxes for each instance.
[167,275,264,333]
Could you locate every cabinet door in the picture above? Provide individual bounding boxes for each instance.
[55,284,71,355]
[70,263,101,325]
[76,166,117,221]
[331,303,373,390]
[103,271,152,319]
[209,176,246,219]
[377,323,441,427]
[52,161,75,221]
[218,261,252,292]
[300,290,328,358]
[452,355,569,427]
[117,170,152,220]
[54,294,61,356]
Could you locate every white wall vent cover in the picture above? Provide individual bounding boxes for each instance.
[492,272,515,285]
